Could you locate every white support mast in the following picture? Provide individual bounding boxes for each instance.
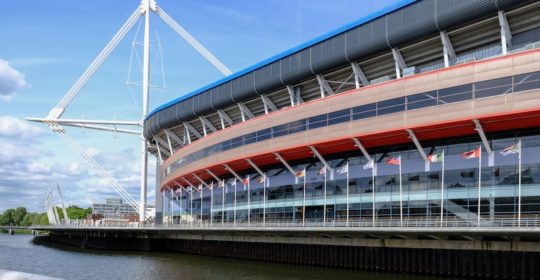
[139,0,155,223]
[27,0,232,224]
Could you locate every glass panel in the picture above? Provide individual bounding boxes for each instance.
[328,109,350,125]
[438,92,472,104]
[438,84,472,97]
[288,119,306,133]
[514,80,540,93]
[256,128,272,141]
[308,115,327,130]
[475,77,512,90]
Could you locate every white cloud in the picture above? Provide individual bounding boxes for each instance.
[0,59,29,100]
[0,116,44,140]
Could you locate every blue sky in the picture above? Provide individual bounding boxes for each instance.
[0,0,402,212]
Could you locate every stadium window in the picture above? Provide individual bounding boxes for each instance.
[406,91,437,110]
[288,119,306,133]
[438,84,473,104]
[327,109,351,125]
[256,128,272,142]
[243,132,257,145]
[352,103,376,120]
[272,124,288,137]
[514,71,540,93]
[308,114,327,130]
[377,97,405,115]
[474,77,512,98]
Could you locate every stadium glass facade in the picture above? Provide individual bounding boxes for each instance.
[148,1,540,227]
[162,131,540,226]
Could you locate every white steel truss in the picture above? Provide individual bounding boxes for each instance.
[26,0,231,222]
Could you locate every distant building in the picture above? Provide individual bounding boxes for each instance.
[92,198,138,219]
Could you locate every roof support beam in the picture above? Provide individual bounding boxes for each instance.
[316,75,334,98]
[205,169,221,182]
[163,131,174,155]
[498,11,513,55]
[238,103,255,122]
[286,85,296,106]
[199,116,217,136]
[164,129,183,146]
[308,146,333,173]
[154,136,171,157]
[440,31,456,67]
[217,109,233,129]
[472,119,494,166]
[391,48,407,79]
[181,177,196,188]
[406,129,430,171]
[192,173,209,188]
[183,125,191,144]
[183,121,202,139]
[223,164,244,182]
[152,143,163,164]
[273,152,296,177]
[351,63,369,88]
[352,137,372,162]
[246,158,264,177]
[261,94,278,114]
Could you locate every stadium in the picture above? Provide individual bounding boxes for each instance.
[143,0,540,227]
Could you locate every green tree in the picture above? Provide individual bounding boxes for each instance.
[12,207,27,225]
[20,212,39,226]
[0,209,15,225]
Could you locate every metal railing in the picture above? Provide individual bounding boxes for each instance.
[36,216,540,230]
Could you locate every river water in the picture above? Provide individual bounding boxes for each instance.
[0,234,463,280]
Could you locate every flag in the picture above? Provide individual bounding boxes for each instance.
[386,157,400,165]
[428,153,444,163]
[500,144,519,156]
[175,188,182,194]
[242,176,249,186]
[231,178,237,187]
[462,147,480,159]
[295,169,305,177]
[336,163,348,174]
[219,180,225,188]
[318,167,326,175]
[363,160,374,170]
[187,186,193,192]
[209,181,214,190]
[257,175,265,184]
[197,184,202,191]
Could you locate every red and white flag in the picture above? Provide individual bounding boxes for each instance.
[462,147,480,159]
[242,176,250,186]
[386,157,400,165]
[318,166,326,175]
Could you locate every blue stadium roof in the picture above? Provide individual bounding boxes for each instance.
[145,0,417,120]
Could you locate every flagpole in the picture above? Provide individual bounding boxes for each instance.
[478,146,482,227]
[303,168,306,227]
[170,190,173,225]
[234,181,237,227]
[263,174,267,226]
[248,178,251,226]
[200,187,203,225]
[440,150,445,227]
[323,167,327,227]
[190,190,193,226]
[222,182,225,226]
[210,185,213,227]
[372,161,376,227]
[518,139,522,227]
[346,161,350,227]
[399,155,403,227]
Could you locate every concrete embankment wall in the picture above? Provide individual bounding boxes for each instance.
[37,230,540,279]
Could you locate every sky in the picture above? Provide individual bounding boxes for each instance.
[0,0,402,212]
